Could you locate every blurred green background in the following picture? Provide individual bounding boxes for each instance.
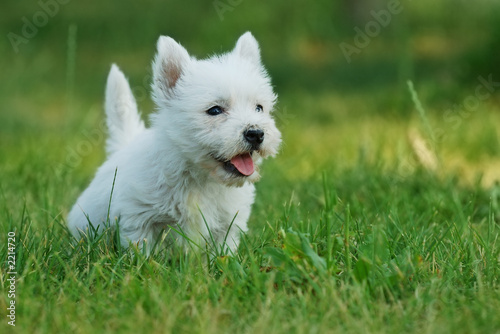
[3,3,500,332]
[1,0,500,205]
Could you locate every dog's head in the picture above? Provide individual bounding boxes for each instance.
[150,32,281,186]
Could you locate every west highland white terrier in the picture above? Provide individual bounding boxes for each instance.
[68,32,281,254]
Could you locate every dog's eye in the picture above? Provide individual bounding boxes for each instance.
[255,105,263,113]
[206,106,224,116]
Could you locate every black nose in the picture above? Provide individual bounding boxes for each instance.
[244,128,264,147]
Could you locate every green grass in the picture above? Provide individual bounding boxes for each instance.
[2,92,500,333]
[2,0,500,333]
[2,151,500,333]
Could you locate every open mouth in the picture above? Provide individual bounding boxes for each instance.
[216,152,255,177]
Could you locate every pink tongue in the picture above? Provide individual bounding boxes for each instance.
[230,153,254,176]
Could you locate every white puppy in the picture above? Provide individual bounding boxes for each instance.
[68,32,281,253]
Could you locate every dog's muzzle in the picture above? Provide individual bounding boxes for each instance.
[244,128,264,150]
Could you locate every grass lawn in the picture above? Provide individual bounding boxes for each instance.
[2,1,500,333]
[1,86,500,333]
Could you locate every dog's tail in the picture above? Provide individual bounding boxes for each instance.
[104,64,146,156]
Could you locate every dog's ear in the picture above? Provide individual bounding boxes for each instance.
[152,36,190,100]
[234,32,261,65]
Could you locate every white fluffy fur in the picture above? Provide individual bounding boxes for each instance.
[104,65,146,155]
[68,32,281,253]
